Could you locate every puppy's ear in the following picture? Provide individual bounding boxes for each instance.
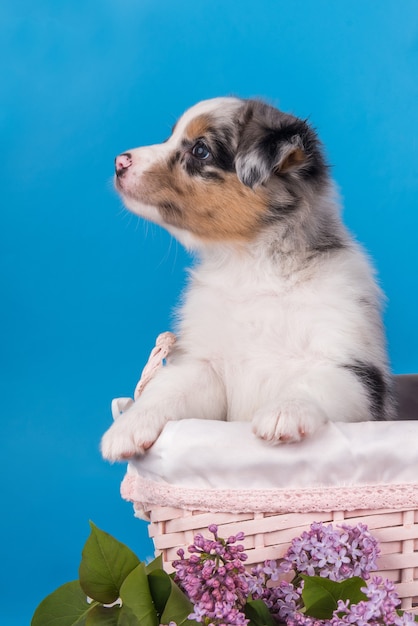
[235,100,319,188]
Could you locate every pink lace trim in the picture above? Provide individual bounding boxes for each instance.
[121,473,418,516]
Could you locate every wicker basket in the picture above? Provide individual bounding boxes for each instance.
[144,504,418,613]
[120,419,418,614]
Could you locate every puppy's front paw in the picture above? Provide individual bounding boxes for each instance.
[101,408,167,462]
[252,400,326,444]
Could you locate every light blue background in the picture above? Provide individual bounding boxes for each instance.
[1,2,417,624]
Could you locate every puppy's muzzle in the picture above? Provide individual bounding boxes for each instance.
[115,152,132,178]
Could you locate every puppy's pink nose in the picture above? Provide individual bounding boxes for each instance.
[115,152,132,177]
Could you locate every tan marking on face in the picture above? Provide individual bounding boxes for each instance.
[183,114,214,141]
[137,159,269,242]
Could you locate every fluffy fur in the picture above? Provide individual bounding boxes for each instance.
[101,97,395,461]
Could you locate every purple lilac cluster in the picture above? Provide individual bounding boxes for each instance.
[281,521,380,581]
[172,524,249,625]
[248,522,381,622]
[287,576,416,626]
[172,523,415,626]
[247,559,303,622]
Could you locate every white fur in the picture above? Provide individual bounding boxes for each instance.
[101,222,387,461]
[101,99,390,462]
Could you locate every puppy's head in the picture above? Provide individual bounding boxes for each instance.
[114,97,328,247]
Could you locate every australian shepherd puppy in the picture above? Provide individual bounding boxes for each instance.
[101,97,395,462]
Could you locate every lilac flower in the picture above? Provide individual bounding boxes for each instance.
[172,522,416,626]
[282,521,380,582]
[351,576,411,626]
[173,525,249,625]
[248,561,304,621]
[262,559,281,581]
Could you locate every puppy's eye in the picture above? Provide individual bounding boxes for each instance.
[191,140,211,160]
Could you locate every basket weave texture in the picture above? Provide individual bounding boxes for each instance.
[121,420,418,613]
[143,503,418,613]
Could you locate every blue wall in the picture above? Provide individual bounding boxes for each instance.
[1,2,417,624]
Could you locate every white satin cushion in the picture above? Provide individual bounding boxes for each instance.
[121,419,418,517]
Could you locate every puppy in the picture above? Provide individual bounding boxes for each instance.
[101,97,395,461]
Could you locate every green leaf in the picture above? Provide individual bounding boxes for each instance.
[86,604,122,626]
[86,605,144,626]
[147,569,173,617]
[79,522,140,604]
[244,599,277,626]
[301,575,367,619]
[336,577,369,606]
[119,563,159,626]
[145,554,164,574]
[31,580,96,626]
[160,578,196,626]
[117,606,143,626]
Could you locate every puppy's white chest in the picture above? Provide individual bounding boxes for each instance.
[181,272,292,358]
